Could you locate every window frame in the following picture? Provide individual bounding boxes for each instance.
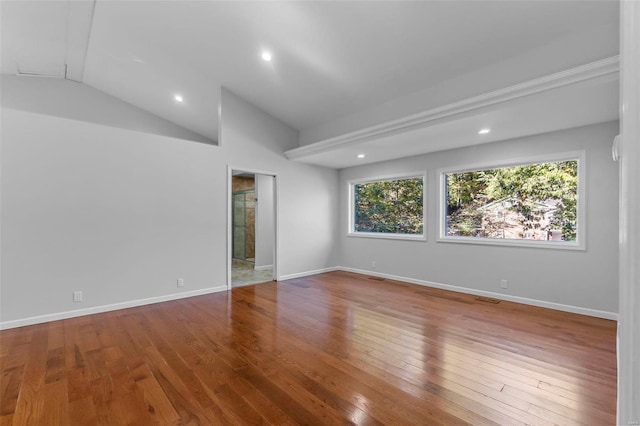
[347,172,427,241]
[437,151,586,250]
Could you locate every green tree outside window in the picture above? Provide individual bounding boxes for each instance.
[354,177,424,235]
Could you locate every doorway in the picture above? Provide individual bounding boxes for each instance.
[228,168,277,288]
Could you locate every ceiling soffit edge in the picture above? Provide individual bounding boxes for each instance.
[285,56,620,162]
[65,0,97,82]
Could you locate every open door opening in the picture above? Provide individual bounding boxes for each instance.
[228,168,277,288]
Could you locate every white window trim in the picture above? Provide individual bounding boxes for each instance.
[437,151,586,251]
[347,172,427,241]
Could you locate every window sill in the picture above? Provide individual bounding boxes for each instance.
[347,232,426,242]
[437,236,585,251]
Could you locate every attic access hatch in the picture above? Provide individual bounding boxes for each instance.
[1,0,95,82]
[16,63,67,79]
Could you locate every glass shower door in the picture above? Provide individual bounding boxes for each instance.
[233,190,255,261]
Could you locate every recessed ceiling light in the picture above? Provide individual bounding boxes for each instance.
[478,128,491,135]
[261,51,272,62]
[357,153,365,159]
[174,94,184,103]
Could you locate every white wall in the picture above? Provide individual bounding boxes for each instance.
[617,1,640,422]
[0,74,617,328]
[0,108,224,326]
[337,122,619,317]
[254,174,274,269]
[0,80,339,328]
[220,88,339,278]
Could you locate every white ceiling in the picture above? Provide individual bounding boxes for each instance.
[288,71,620,168]
[1,0,620,167]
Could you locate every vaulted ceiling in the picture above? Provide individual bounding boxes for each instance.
[1,0,620,168]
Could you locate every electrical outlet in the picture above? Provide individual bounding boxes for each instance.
[177,278,184,288]
[371,261,377,269]
[500,279,508,289]
[73,291,83,302]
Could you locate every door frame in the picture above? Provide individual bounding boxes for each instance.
[227,166,278,290]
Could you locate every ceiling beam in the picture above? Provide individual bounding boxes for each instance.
[285,56,619,163]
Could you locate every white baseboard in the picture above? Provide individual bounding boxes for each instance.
[278,266,340,281]
[337,267,618,321]
[254,264,273,271]
[1,267,617,329]
[0,286,228,330]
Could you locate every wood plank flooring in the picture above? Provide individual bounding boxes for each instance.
[0,271,617,425]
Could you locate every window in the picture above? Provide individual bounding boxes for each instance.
[348,174,425,240]
[439,152,584,249]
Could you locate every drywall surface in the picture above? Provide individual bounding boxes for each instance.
[0,107,224,324]
[1,74,215,144]
[220,88,339,278]
[617,1,640,422]
[255,174,275,269]
[0,84,338,326]
[337,122,619,315]
[300,28,618,146]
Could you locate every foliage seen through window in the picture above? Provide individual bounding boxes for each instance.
[445,160,578,241]
[353,177,424,235]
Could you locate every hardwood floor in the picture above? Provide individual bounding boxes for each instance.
[0,271,617,425]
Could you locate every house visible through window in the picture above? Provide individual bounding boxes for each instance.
[440,154,583,249]
[349,174,425,240]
